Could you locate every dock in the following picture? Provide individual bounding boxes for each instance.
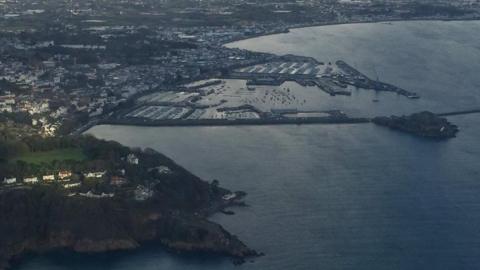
[335,60,419,98]
[312,78,351,96]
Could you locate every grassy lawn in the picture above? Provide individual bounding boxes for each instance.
[11,148,87,164]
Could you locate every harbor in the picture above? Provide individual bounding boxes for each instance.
[224,58,419,98]
[108,57,425,127]
[102,53,480,131]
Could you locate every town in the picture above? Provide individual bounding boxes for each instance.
[1,151,156,200]
[1,0,479,136]
[0,135,241,204]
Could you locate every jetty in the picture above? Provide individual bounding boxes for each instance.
[101,116,370,127]
[436,109,480,117]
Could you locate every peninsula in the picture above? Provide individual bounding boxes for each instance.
[0,135,259,270]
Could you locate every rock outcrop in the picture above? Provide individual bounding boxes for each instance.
[372,111,459,139]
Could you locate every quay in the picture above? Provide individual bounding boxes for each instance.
[312,78,351,96]
[335,61,420,98]
[78,109,480,132]
[100,116,370,127]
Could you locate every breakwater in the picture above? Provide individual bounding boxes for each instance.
[335,61,420,98]
[436,109,480,117]
[100,116,370,127]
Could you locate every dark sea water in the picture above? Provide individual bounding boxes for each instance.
[16,21,480,270]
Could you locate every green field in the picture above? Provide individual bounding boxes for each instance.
[11,148,87,164]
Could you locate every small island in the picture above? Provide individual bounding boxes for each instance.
[0,135,259,270]
[372,111,459,139]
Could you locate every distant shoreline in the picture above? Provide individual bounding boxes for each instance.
[224,17,480,46]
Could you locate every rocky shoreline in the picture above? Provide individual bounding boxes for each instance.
[0,186,259,270]
[0,137,260,270]
[372,111,459,139]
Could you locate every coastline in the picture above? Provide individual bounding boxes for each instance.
[223,17,480,46]
[0,138,260,270]
[1,190,258,270]
[15,16,479,270]
[63,17,480,270]
[71,17,480,136]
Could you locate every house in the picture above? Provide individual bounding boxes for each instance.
[24,177,39,184]
[110,176,127,186]
[63,182,81,189]
[127,153,139,165]
[58,170,72,179]
[84,171,106,178]
[43,175,55,181]
[3,177,17,184]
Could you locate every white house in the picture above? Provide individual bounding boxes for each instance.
[58,170,72,180]
[84,171,106,178]
[3,177,17,184]
[24,177,39,184]
[43,175,55,181]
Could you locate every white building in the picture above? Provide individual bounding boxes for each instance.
[24,177,39,184]
[43,175,55,181]
[0,104,12,112]
[84,171,106,178]
[58,170,72,180]
[3,177,17,184]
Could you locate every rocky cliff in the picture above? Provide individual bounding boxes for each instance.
[0,185,257,269]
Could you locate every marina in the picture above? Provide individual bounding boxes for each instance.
[113,57,422,126]
[105,52,480,129]
[225,59,419,98]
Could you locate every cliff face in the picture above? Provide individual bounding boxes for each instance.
[0,187,256,270]
[373,111,459,139]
